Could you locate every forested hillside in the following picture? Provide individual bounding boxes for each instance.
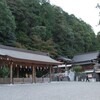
[0,0,100,58]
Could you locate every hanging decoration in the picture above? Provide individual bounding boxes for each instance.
[29,66,31,69]
[46,67,48,69]
[40,67,42,70]
[7,58,9,60]
[16,64,17,67]
[20,65,22,68]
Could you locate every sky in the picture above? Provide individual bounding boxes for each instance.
[50,0,100,35]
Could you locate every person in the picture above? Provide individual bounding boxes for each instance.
[59,74,63,81]
[57,75,59,81]
[86,74,89,82]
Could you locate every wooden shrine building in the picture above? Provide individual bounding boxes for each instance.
[72,51,100,81]
[0,45,62,84]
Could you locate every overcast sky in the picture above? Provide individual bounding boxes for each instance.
[50,0,100,34]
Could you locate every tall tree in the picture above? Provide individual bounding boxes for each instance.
[4,0,99,57]
[0,0,16,46]
[97,32,100,50]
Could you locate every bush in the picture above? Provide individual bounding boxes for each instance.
[0,65,9,78]
[73,65,82,73]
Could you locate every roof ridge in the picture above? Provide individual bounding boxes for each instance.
[74,51,100,56]
[0,45,49,56]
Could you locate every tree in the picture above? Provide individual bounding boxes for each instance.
[4,0,98,58]
[0,65,9,78]
[97,32,100,50]
[0,0,16,46]
[73,66,82,73]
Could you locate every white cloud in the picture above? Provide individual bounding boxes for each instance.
[50,0,100,34]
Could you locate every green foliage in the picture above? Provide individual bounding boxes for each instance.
[0,65,9,78]
[0,0,98,58]
[73,66,82,73]
[31,26,46,40]
[36,70,43,77]
[97,32,100,50]
[0,0,16,46]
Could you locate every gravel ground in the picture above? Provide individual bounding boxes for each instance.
[0,82,100,100]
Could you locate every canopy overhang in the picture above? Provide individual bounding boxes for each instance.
[0,45,62,66]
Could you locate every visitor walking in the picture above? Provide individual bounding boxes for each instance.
[86,74,89,82]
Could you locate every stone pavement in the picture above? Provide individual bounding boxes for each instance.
[0,82,100,100]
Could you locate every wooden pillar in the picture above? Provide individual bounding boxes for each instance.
[32,65,36,83]
[49,66,52,82]
[10,63,13,84]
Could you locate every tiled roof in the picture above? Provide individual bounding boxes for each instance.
[57,56,72,61]
[72,51,100,63]
[0,45,61,65]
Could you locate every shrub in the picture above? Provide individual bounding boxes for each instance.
[0,65,9,78]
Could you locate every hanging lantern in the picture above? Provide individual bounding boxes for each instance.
[40,67,42,70]
[20,65,22,68]
[29,66,31,69]
[37,66,39,70]
[16,64,17,67]
[7,58,9,60]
